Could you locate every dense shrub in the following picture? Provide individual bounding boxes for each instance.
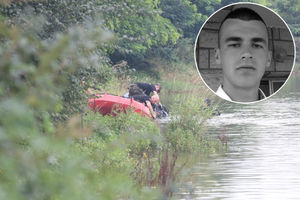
[0,1,227,199]
[0,18,159,199]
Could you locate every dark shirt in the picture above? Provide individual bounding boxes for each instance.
[135,82,156,96]
[132,95,151,106]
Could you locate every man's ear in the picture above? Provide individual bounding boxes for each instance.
[215,48,221,65]
[266,51,272,68]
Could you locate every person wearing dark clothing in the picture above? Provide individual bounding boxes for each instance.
[152,104,169,119]
[132,95,151,104]
[134,82,161,96]
[132,94,159,119]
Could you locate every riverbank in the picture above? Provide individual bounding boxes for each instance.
[77,57,226,197]
[0,37,226,199]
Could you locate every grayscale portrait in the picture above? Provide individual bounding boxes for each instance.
[195,3,295,103]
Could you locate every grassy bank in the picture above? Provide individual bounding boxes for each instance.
[75,57,226,197]
[0,18,225,200]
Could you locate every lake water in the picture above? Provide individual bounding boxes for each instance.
[175,92,300,200]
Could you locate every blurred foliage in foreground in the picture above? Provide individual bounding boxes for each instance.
[0,10,224,200]
[0,20,157,199]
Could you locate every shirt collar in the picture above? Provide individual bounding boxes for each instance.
[216,85,232,101]
[216,85,266,102]
[258,88,266,100]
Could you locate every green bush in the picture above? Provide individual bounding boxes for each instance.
[167,94,223,153]
[81,110,163,185]
[0,19,160,199]
[0,1,227,198]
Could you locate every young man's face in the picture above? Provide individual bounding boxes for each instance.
[155,85,160,93]
[151,94,159,104]
[216,18,271,91]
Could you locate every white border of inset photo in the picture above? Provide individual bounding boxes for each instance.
[194,2,296,104]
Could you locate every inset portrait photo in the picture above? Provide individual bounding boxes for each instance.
[194,2,295,103]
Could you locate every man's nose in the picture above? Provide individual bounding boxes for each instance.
[241,45,253,60]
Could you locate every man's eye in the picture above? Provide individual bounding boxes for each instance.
[228,43,240,47]
[253,43,263,48]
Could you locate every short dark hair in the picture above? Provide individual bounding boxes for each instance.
[155,84,161,93]
[218,7,267,47]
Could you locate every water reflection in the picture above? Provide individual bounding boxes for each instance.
[176,92,300,200]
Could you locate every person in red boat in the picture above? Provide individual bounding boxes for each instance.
[132,93,160,119]
[127,82,162,106]
[134,82,161,96]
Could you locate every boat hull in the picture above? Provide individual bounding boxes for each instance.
[88,94,151,117]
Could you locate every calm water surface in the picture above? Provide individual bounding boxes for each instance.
[176,92,300,200]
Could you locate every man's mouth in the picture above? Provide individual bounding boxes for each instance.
[237,65,255,70]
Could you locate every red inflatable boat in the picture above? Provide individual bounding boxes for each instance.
[88,94,151,117]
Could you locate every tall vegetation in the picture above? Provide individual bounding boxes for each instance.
[0,20,222,198]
